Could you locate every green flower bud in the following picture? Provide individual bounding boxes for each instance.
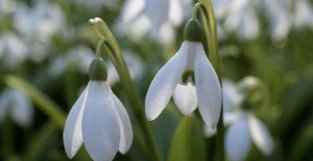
[89,58,107,81]
[184,19,203,42]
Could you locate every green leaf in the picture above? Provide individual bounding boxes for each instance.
[168,115,207,161]
[4,75,67,128]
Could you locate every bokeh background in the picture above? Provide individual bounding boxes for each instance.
[1,0,313,161]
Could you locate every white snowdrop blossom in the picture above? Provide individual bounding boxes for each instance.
[115,0,192,43]
[145,40,221,128]
[13,0,66,63]
[48,45,95,78]
[0,33,28,68]
[63,58,133,161]
[0,88,33,127]
[225,111,273,161]
[292,0,313,29]
[262,0,291,41]
[213,0,260,40]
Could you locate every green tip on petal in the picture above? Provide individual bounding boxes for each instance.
[89,58,108,81]
[184,19,203,42]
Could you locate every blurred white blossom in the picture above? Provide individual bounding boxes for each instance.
[0,88,33,127]
[293,0,313,29]
[0,33,28,68]
[13,0,66,62]
[225,111,273,161]
[115,0,192,44]
[213,0,261,40]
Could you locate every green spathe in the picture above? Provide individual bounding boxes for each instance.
[89,58,108,81]
[184,19,203,42]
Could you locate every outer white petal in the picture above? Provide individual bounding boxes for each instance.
[110,90,133,154]
[173,82,198,115]
[194,43,221,128]
[63,85,89,158]
[145,0,169,28]
[248,113,273,156]
[225,112,251,161]
[11,90,33,127]
[145,42,189,120]
[82,81,120,161]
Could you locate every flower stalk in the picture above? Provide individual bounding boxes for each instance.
[89,18,161,161]
[195,1,225,161]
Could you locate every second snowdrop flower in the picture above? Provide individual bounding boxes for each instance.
[63,57,133,161]
[225,111,273,161]
[145,19,222,128]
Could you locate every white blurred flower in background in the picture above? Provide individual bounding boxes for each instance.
[262,0,291,41]
[292,0,313,29]
[225,111,273,161]
[48,45,95,78]
[13,0,66,63]
[213,0,261,40]
[0,33,28,69]
[0,88,33,127]
[115,0,192,44]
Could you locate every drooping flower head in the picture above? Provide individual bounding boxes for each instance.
[225,77,273,161]
[145,19,222,128]
[63,57,133,161]
[0,88,33,127]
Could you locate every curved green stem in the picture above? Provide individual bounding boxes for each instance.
[196,1,225,161]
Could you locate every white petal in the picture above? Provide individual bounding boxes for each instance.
[110,90,133,154]
[82,81,120,161]
[173,82,198,115]
[248,113,273,156]
[63,85,89,158]
[145,42,189,120]
[11,90,33,127]
[225,112,251,161]
[194,43,222,128]
[145,0,169,28]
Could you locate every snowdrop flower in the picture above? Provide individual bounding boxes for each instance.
[292,0,313,29]
[13,0,66,62]
[0,33,28,69]
[0,88,33,127]
[48,45,94,78]
[63,57,133,161]
[262,0,291,41]
[145,19,221,128]
[225,111,273,161]
[115,0,192,44]
[213,0,260,40]
[225,76,273,161]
